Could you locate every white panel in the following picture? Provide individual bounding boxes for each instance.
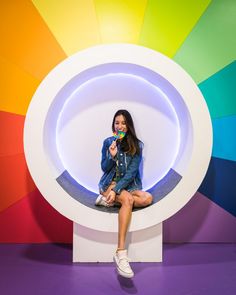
[73,222,162,262]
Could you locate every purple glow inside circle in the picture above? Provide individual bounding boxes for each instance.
[44,63,192,195]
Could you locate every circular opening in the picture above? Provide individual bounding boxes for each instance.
[43,63,192,211]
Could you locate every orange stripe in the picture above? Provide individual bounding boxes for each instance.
[0,56,40,115]
[0,1,67,80]
[0,111,25,156]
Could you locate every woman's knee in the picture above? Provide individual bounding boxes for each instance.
[143,192,153,206]
[119,190,134,207]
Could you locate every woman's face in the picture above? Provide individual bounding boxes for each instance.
[114,115,128,133]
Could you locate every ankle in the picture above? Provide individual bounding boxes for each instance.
[116,247,125,252]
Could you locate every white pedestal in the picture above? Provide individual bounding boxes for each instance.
[73,222,162,262]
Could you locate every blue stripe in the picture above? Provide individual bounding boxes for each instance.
[198,156,236,217]
[212,115,236,161]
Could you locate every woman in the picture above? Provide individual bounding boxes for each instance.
[96,109,153,278]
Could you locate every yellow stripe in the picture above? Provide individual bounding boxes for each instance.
[94,0,147,43]
[0,56,39,116]
[139,0,211,57]
[32,0,101,55]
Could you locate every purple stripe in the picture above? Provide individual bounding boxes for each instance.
[164,192,236,242]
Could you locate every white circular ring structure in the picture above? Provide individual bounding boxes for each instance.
[24,44,212,232]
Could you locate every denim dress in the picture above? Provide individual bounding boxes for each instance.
[98,137,143,194]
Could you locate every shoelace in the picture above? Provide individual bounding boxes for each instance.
[118,257,131,269]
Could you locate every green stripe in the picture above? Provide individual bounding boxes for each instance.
[199,61,236,119]
[174,0,236,83]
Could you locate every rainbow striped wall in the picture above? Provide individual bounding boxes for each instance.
[0,0,235,243]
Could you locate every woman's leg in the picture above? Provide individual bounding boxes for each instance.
[101,186,135,277]
[131,190,153,208]
[102,187,134,249]
[115,190,134,250]
[102,187,152,247]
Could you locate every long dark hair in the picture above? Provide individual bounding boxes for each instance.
[112,110,142,156]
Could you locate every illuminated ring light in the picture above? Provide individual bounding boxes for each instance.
[24,44,212,232]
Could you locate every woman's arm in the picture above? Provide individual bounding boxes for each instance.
[101,139,116,172]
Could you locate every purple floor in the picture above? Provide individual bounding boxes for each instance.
[0,243,235,295]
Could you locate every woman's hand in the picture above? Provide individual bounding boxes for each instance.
[106,190,116,204]
[109,140,117,158]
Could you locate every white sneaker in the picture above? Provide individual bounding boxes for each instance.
[95,194,114,207]
[113,249,134,278]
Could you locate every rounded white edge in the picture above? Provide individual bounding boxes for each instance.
[24,43,213,232]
